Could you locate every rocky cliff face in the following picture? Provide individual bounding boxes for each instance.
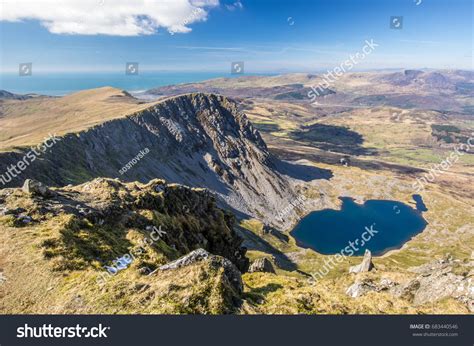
[0,178,248,313]
[0,177,249,269]
[0,93,296,225]
[345,255,473,312]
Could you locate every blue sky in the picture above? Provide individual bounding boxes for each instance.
[0,0,472,73]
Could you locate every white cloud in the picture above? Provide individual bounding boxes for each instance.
[0,0,219,36]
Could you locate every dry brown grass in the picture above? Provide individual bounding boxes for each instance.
[0,87,159,151]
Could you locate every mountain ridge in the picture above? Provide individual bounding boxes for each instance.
[0,92,304,226]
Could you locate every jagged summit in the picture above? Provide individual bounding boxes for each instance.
[0,91,297,225]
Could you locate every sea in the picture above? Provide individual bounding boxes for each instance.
[0,71,274,96]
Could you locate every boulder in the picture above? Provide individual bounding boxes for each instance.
[159,248,243,293]
[248,257,276,274]
[17,215,32,224]
[346,278,397,298]
[397,257,473,309]
[159,248,211,270]
[390,280,421,302]
[22,179,55,198]
[0,206,9,216]
[346,256,473,312]
[346,281,377,298]
[349,249,375,273]
[209,256,244,294]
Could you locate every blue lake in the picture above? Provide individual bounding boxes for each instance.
[290,196,428,256]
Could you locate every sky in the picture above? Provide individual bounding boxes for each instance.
[0,0,472,73]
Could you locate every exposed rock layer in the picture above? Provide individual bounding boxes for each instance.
[0,93,296,224]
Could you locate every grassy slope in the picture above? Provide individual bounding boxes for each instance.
[0,179,244,314]
[0,87,160,151]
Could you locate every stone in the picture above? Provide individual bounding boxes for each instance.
[339,157,350,166]
[248,257,276,274]
[18,215,32,224]
[388,257,474,310]
[22,179,55,198]
[379,278,397,290]
[159,248,210,270]
[209,256,244,294]
[349,249,375,273]
[346,281,377,298]
[138,266,152,275]
[0,206,9,216]
[346,278,397,298]
[154,185,165,193]
[159,248,243,293]
[390,280,421,302]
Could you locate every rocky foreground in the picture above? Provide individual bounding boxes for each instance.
[0,178,472,314]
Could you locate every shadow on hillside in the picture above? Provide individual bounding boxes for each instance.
[289,123,377,156]
[271,147,426,175]
[235,226,298,272]
[242,283,284,305]
[248,283,283,296]
[253,123,281,133]
[273,159,333,182]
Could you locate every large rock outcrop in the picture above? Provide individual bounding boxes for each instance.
[0,93,297,226]
[349,249,375,273]
[159,248,243,293]
[248,257,276,274]
[394,256,473,311]
[22,179,56,198]
[0,177,249,272]
[345,256,473,312]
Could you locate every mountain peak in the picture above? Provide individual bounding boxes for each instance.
[0,90,295,225]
